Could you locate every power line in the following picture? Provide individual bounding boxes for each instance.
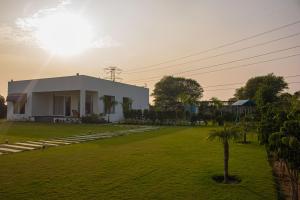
[285,74,300,78]
[203,82,245,88]
[174,45,300,76]
[202,75,300,88]
[191,53,300,77]
[123,32,300,74]
[205,88,238,92]
[104,66,122,82]
[205,81,300,92]
[130,53,300,84]
[128,46,300,82]
[124,19,300,72]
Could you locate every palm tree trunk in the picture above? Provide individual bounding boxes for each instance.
[224,140,229,183]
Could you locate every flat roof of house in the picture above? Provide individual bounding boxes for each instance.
[9,74,148,89]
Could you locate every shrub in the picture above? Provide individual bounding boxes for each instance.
[81,114,106,124]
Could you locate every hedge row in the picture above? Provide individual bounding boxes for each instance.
[124,109,195,122]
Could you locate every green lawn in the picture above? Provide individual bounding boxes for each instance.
[0,121,138,143]
[0,123,276,200]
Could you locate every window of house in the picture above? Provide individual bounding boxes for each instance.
[13,101,26,114]
[104,95,115,114]
[122,97,132,111]
[85,94,93,115]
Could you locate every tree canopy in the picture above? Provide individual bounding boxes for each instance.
[234,73,288,103]
[152,76,203,111]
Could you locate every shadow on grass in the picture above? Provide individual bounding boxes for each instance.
[212,174,241,184]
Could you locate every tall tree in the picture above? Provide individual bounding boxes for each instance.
[234,73,288,102]
[208,126,241,183]
[0,95,6,119]
[152,76,203,111]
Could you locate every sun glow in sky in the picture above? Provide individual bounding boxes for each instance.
[34,13,94,56]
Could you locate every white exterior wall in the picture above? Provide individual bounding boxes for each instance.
[7,75,149,122]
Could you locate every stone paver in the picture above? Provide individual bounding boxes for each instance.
[1,144,35,150]
[26,141,59,146]
[15,142,43,148]
[0,147,23,153]
[64,137,94,141]
[40,140,72,145]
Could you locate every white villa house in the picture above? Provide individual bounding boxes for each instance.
[6,74,149,122]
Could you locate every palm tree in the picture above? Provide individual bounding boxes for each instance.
[100,96,118,123]
[238,116,254,144]
[207,126,241,183]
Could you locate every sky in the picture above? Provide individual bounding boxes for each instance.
[0,0,299,102]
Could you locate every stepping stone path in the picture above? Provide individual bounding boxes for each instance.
[0,147,22,153]
[0,126,159,155]
[2,144,36,150]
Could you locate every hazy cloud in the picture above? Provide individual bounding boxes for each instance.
[0,0,120,49]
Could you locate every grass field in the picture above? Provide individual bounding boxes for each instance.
[0,120,137,143]
[0,123,276,200]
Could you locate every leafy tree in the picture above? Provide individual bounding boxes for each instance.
[152,76,203,111]
[208,126,241,183]
[258,104,282,145]
[288,92,300,120]
[234,87,246,100]
[0,95,7,119]
[228,97,238,103]
[293,90,300,98]
[234,73,288,102]
[269,120,300,200]
[258,89,300,145]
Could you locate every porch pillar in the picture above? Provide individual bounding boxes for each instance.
[80,90,86,117]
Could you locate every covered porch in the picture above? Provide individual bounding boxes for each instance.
[31,90,99,122]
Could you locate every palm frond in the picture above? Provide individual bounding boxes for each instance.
[208,126,241,142]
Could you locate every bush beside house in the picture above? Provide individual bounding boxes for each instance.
[0,95,7,119]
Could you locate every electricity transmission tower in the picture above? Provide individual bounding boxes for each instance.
[104,66,122,82]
